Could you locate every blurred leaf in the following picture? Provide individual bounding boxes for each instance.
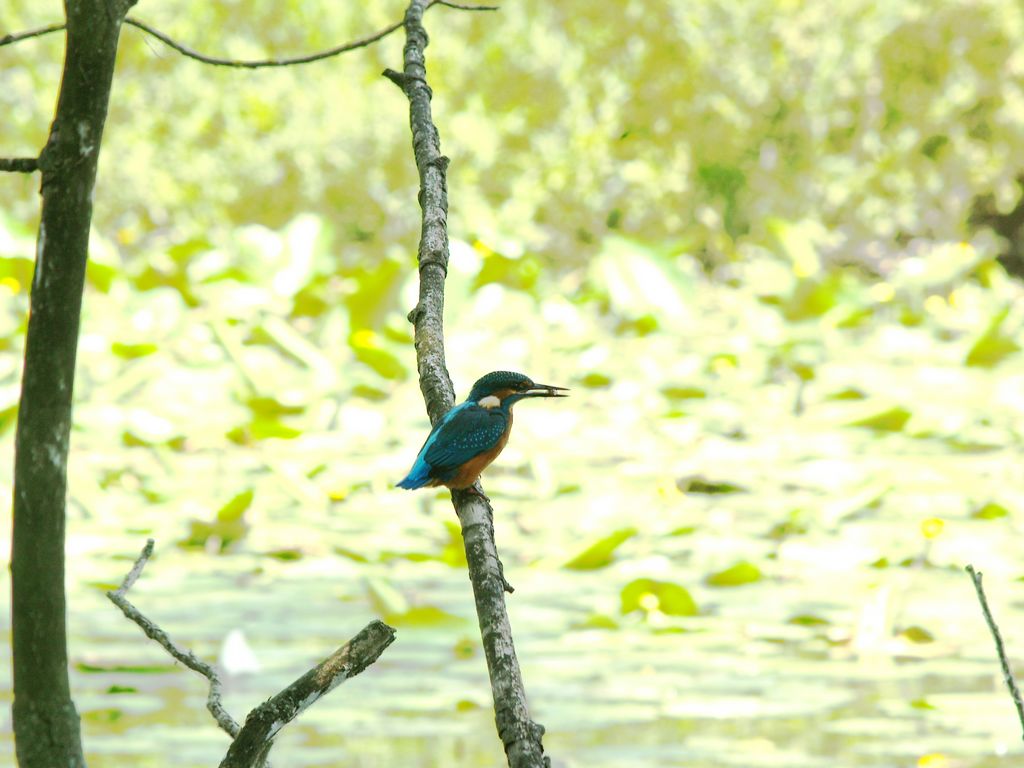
[438,520,468,568]
[0,404,18,436]
[767,509,811,540]
[111,342,158,359]
[291,283,330,318]
[900,625,935,644]
[580,372,613,389]
[662,385,706,400]
[571,613,619,630]
[178,489,253,552]
[352,384,389,401]
[616,313,660,336]
[971,501,1010,520]
[333,546,369,563]
[845,405,911,432]
[227,419,302,443]
[921,135,949,158]
[245,395,305,418]
[387,605,466,628]
[620,578,698,617]
[350,331,408,380]
[85,580,121,592]
[453,636,476,660]
[705,560,763,587]
[344,257,403,330]
[698,163,746,236]
[265,548,303,561]
[768,218,823,278]
[380,550,434,564]
[677,475,747,495]
[781,273,845,321]
[87,261,118,293]
[564,527,637,570]
[0,256,35,288]
[965,306,1020,367]
[382,323,414,345]
[826,387,867,401]
[473,250,541,292]
[788,614,830,627]
[219,490,255,522]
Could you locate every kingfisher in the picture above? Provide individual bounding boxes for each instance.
[397,371,568,492]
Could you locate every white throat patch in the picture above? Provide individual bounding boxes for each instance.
[478,395,501,409]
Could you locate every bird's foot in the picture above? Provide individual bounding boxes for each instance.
[464,483,491,503]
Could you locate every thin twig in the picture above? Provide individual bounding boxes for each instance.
[0,157,39,173]
[219,621,396,768]
[107,540,240,737]
[386,2,548,766]
[436,0,500,9]
[0,3,497,66]
[0,23,65,47]
[966,565,1024,740]
[122,16,401,69]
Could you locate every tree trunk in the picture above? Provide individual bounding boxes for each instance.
[11,2,135,766]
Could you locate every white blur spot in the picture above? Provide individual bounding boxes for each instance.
[448,239,482,275]
[478,395,500,409]
[218,628,261,676]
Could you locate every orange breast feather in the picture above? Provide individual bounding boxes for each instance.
[444,411,513,489]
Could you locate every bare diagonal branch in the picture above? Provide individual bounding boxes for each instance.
[219,621,396,768]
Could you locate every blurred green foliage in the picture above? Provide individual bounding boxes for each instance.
[3,0,1024,271]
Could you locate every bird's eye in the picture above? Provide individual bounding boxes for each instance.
[517,381,531,391]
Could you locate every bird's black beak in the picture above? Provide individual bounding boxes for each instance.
[526,383,569,398]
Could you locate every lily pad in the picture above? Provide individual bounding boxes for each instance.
[564,527,637,570]
[705,560,763,587]
[620,578,698,617]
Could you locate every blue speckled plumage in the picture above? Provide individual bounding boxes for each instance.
[397,371,567,491]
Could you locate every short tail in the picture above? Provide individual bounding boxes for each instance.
[396,459,431,490]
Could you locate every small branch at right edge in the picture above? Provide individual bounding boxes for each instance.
[966,564,1024,739]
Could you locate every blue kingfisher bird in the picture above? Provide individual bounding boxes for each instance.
[397,371,568,491]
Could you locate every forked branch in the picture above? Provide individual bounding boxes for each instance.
[108,540,396,766]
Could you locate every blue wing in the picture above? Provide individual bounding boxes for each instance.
[397,403,508,488]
